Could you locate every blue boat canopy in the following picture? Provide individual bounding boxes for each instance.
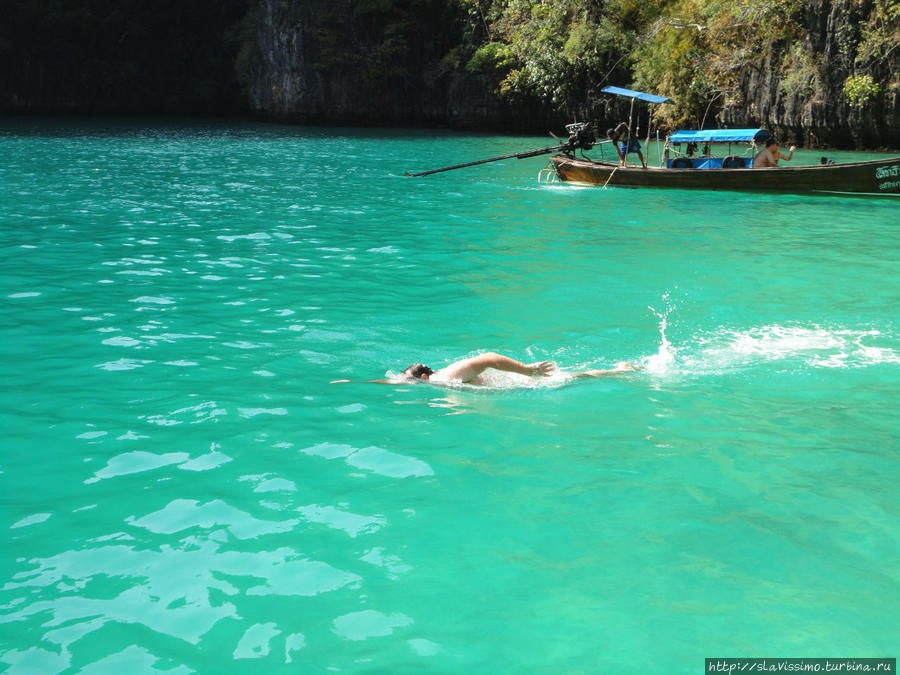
[601,86,672,105]
[669,129,771,143]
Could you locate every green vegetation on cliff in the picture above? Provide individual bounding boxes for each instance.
[459,0,898,137]
[0,0,896,145]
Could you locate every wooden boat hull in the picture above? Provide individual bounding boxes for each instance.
[549,155,900,195]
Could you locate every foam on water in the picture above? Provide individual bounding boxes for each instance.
[637,291,900,380]
[690,324,899,371]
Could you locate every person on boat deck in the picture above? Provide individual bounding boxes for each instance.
[330,352,640,386]
[752,138,796,168]
[608,122,647,169]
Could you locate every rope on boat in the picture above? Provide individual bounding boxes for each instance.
[603,165,620,189]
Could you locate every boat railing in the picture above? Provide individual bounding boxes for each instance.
[538,165,559,183]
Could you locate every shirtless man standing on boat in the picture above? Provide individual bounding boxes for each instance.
[752,138,796,168]
[609,123,647,169]
[330,352,640,386]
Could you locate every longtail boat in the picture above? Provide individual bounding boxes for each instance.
[544,87,900,196]
[407,85,900,196]
[547,131,900,196]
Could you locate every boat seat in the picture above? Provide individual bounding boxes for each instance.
[722,155,748,168]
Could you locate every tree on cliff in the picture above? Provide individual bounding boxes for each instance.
[458,0,898,146]
[0,0,896,147]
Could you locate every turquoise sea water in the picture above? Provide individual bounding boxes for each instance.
[1,118,898,673]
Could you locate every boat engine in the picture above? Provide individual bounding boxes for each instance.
[565,122,595,152]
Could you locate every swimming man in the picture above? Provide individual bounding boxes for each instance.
[331,352,640,385]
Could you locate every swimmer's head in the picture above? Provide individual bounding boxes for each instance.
[402,363,434,380]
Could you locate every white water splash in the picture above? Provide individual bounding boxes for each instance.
[641,291,899,378]
[644,291,678,375]
[687,325,900,373]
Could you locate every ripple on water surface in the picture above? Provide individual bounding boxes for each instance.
[1,120,898,671]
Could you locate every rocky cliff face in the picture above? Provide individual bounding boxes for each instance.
[0,0,250,116]
[248,0,526,128]
[250,0,898,148]
[717,0,898,148]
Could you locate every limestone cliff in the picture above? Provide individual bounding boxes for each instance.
[248,0,525,128]
[0,0,894,148]
[0,0,250,115]
[718,0,899,148]
[249,0,899,148]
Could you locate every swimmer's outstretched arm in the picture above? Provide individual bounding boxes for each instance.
[437,352,554,382]
[570,362,641,379]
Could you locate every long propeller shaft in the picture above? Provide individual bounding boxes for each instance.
[405,143,570,177]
